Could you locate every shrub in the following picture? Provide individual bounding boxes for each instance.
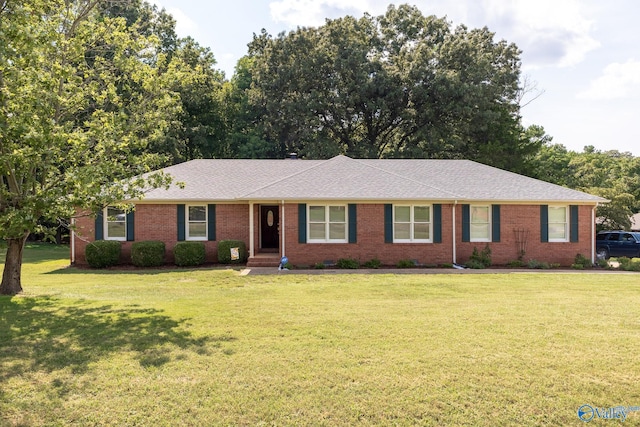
[465,259,486,269]
[617,257,640,272]
[396,259,416,268]
[363,258,381,269]
[507,259,526,268]
[528,259,550,269]
[469,245,492,268]
[173,242,206,267]
[314,262,325,269]
[85,240,121,268]
[131,241,165,267]
[572,253,592,270]
[336,258,359,269]
[217,240,247,264]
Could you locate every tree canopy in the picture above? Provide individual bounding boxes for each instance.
[0,0,175,294]
[240,4,541,171]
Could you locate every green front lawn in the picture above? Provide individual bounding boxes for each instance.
[1,245,639,426]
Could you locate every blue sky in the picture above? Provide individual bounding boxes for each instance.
[154,0,639,156]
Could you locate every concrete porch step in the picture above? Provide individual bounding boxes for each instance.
[246,254,281,268]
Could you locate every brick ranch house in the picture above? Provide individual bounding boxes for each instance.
[72,155,607,267]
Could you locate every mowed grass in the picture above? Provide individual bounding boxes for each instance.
[1,245,640,426]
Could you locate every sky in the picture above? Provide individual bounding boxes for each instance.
[153,0,640,156]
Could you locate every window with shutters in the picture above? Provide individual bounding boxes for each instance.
[470,205,491,242]
[393,205,432,243]
[104,206,126,241]
[548,206,569,242]
[187,205,207,240]
[308,205,347,243]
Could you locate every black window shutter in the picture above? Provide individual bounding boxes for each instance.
[384,204,393,243]
[540,205,549,242]
[491,205,501,243]
[95,211,104,240]
[126,211,135,241]
[298,204,307,243]
[462,204,470,242]
[433,204,442,243]
[570,205,579,242]
[348,204,357,243]
[177,204,185,241]
[208,204,216,241]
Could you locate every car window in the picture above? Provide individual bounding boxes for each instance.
[607,233,620,241]
[597,234,607,241]
[622,233,635,242]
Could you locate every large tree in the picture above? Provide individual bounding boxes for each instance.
[246,4,531,168]
[0,0,175,295]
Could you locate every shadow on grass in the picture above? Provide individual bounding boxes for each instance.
[0,296,234,381]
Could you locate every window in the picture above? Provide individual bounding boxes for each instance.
[105,206,126,241]
[548,206,568,242]
[308,205,347,243]
[187,205,207,240]
[470,205,490,242]
[393,205,431,242]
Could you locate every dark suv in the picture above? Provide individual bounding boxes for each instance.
[596,231,640,259]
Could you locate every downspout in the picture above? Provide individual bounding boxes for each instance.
[71,217,75,264]
[281,200,286,257]
[452,200,458,264]
[249,202,255,258]
[591,203,597,264]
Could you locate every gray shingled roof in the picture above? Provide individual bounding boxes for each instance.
[138,155,606,203]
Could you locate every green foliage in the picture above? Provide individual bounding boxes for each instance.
[469,245,492,268]
[173,242,206,267]
[533,145,640,231]
[246,5,525,166]
[396,259,417,268]
[571,253,592,270]
[617,257,640,272]
[527,259,550,270]
[314,262,326,269]
[363,259,382,269]
[0,0,176,293]
[336,258,359,269]
[131,241,166,267]
[217,240,247,264]
[85,240,122,269]
[507,260,526,268]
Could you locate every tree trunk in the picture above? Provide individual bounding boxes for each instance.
[0,232,29,295]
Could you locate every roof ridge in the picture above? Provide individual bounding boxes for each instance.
[238,156,335,198]
[352,158,463,199]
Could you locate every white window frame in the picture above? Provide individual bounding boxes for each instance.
[186,204,208,241]
[307,204,348,243]
[104,206,126,241]
[548,205,569,242]
[393,205,432,243]
[470,205,491,242]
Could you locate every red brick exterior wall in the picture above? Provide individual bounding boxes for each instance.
[72,204,250,266]
[73,202,595,267]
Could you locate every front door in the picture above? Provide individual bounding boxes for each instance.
[260,206,279,250]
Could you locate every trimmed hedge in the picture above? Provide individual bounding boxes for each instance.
[131,240,165,267]
[85,240,121,268]
[173,241,206,267]
[217,240,247,264]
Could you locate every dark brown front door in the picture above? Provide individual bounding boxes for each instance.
[260,206,279,249]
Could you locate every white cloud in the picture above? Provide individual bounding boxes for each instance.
[153,2,199,38]
[577,60,640,100]
[268,0,600,69]
[165,7,199,38]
